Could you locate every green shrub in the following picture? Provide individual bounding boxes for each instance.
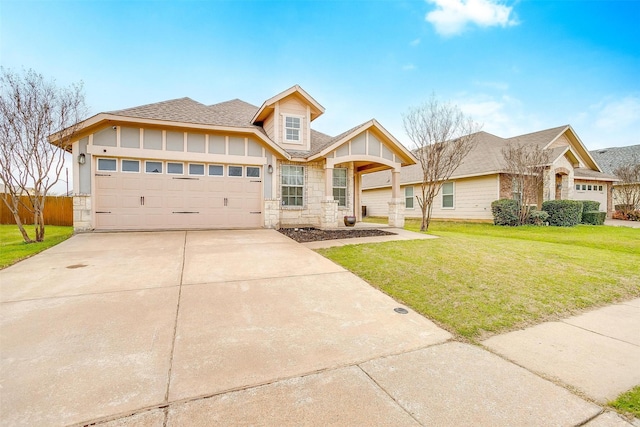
[491,199,520,226]
[528,210,549,226]
[542,200,583,226]
[581,200,600,212]
[582,211,606,225]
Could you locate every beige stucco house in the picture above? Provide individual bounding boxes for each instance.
[50,85,416,231]
[361,125,618,221]
[590,144,640,210]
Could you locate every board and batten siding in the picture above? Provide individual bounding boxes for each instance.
[361,174,499,220]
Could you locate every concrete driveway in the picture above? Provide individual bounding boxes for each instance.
[0,230,613,426]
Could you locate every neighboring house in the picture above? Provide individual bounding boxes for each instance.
[590,145,640,209]
[49,85,416,231]
[361,125,618,221]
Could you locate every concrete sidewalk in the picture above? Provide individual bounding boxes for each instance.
[1,230,637,426]
[483,299,640,405]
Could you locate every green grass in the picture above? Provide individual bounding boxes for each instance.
[0,225,74,269]
[610,386,640,418]
[318,219,640,341]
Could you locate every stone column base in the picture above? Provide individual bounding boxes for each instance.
[321,199,339,228]
[264,199,281,229]
[388,199,405,228]
[73,195,92,232]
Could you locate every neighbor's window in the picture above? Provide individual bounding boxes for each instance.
[145,161,163,174]
[588,185,592,191]
[575,184,581,191]
[405,186,414,209]
[281,165,304,207]
[599,185,603,191]
[442,182,454,208]
[121,159,140,173]
[188,163,205,176]
[582,184,587,190]
[208,165,224,176]
[332,168,347,207]
[284,116,301,142]
[167,162,184,175]
[228,165,243,177]
[246,166,260,178]
[97,158,117,172]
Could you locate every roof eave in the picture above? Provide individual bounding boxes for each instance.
[251,85,326,124]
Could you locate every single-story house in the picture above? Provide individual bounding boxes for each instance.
[590,144,640,210]
[361,125,619,220]
[50,85,416,231]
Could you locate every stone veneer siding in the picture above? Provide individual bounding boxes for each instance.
[73,195,92,232]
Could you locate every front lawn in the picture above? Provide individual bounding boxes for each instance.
[317,220,640,341]
[610,386,640,418]
[0,225,74,269]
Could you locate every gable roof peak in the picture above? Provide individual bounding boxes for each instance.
[251,84,325,124]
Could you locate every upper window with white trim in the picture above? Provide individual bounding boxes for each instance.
[284,116,301,142]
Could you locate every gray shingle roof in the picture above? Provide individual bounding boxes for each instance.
[589,145,640,176]
[362,125,617,189]
[573,168,619,180]
[107,97,381,159]
[108,97,264,130]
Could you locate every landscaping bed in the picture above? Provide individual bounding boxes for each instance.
[278,227,395,243]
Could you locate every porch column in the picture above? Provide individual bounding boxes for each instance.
[388,168,405,228]
[391,170,401,199]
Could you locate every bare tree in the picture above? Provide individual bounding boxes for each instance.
[613,157,640,215]
[403,96,481,231]
[501,141,550,225]
[0,68,86,242]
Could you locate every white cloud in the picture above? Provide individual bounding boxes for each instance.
[454,93,541,137]
[426,0,518,37]
[410,38,421,46]
[403,63,417,71]
[593,96,640,130]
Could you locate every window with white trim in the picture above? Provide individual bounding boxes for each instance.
[167,162,184,175]
[97,158,117,172]
[189,163,205,176]
[284,116,301,142]
[208,164,223,176]
[442,182,454,208]
[246,166,260,178]
[405,186,414,209]
[281,165,304,207]
[121,159,140,173]
[228,165,243,177]
[332,168,347,207]
[145,161,162,174]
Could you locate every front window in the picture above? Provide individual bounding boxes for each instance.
[405,186,414,209]
[512,178,522,203]
[281,165,304,207]
[332,168,347,207]
[442,182,454,208]
[284,116,301,142]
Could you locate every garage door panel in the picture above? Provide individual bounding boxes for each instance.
[94,164,263,230]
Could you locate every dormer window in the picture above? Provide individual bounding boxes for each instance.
[284,116,301,143]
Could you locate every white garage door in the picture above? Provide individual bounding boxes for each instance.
[574,182,607,212]
[94,161,262,230]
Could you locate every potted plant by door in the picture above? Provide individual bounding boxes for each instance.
[343,215,356,227]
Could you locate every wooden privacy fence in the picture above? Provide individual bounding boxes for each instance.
[0,196,73,226]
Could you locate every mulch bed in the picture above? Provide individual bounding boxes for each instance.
[278,227,396,243]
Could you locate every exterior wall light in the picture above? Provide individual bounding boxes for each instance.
[267,164,273,174]
[78,153,86,165]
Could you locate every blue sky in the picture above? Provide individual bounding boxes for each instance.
[2,0,639,154]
